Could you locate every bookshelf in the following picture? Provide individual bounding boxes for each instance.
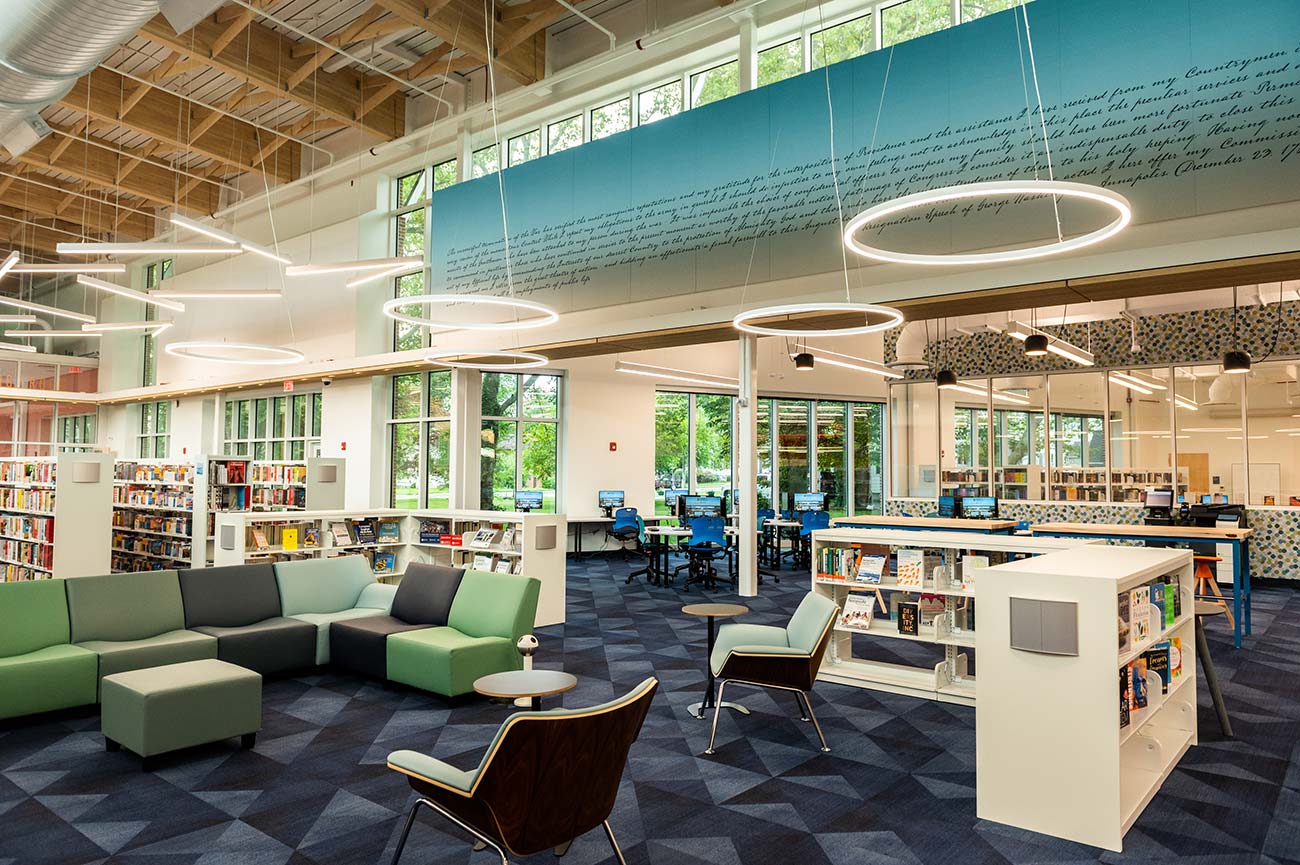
[994,465,1043,500]
[213,508,567,627]
[940,468,988,497]
[809,528,1097,705]
[0,453,114,580]
[112,459,209,572]
[1111,467,1189,502]
[975,546,1195,851]
[1049,467,1108,501]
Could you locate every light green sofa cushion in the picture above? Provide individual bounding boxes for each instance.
[387,626,517,697]
[274,555,376,617]
[786,592,839,653]
[291,608,388,665]
[356,582,397,612]
[447,571,540,641]
[65,570,184,644]
[0,579,71,658]
[709,623,790,675]
[79,628,218,689]
[0,644,98,720]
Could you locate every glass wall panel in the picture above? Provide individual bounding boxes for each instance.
[1185,365,1247,503]
[756,398,773,510]
[758,39,803,86]
[941,383,989,497]
[815,401,847,516]
[521,421,557,511]
[426,420,451,508]
[654,391,689,512]
[1047,371,1107,501]
[391,423,419,508]
[853,402,884,514]
[1109,367,1177,502]
[992,375,1045,499]
[776,399,811,509]
[891,381,937,498]
[480,420,517,510]
[694,393,733,497]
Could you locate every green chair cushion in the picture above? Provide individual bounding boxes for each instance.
[447,571,540,641]
[386,626,518,697]
[291,608,388,665]
[356,582,397,612]
[65,570,184,644]
[786,592,839,653]
[709,623,790,675]
[79,628,218,686]
[0,579,71,658]
[0,644,98,720]
[385,750,477,793]
[274,555,376,616]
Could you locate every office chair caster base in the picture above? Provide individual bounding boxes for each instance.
[688,700,750,719]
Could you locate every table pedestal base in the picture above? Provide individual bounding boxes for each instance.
[688,700,750,720]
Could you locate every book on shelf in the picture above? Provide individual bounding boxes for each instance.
[818,545,861,581]
[493,557,513,574]
[918,594,946,626]
[373,551,396,574]
[500,526,516,549]
[1129,658,1149,709]
[1130,585,1152,644]
[960,555,989,591]
[353,520,378,545]
[472,552,494,570]
[303,526,319,547]
[419,519,450,543]
[377,519,401,543]
[856,553,886,584]
[251,529,270,551]
[281,527,299,551]
[441,532,463,547]
[837,594,875,632]
[329,522,351,545]
[510,559,523,575]
[1119,668,1131,728]
[468,527,498,549]
[895,549,937,589]
[1145,641,1171,695]
[897,601,920,635]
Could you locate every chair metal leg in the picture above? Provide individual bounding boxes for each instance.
[394,796,510,865]
[602,820,628,865]
[704,680,727,755]
[803,694,831,753]
[794,691,811,722]
[389,800,423,865]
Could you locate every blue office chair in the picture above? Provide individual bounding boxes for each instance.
[675,516,729,592]
[625,514,655,585]
[756,508,776,566]
[778,509,801,567]
[797,511,830,569]
[607,507,640,561]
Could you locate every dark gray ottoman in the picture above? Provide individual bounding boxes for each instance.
[101,659,261,770]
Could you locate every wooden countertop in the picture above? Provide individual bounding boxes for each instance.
[1030,521,1254,540]
[831,515,1018,531]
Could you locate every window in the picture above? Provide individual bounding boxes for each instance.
[694,393,733,496]
[395,208,425,258]
[223,393,322,460]
[396,169,426,207]
[57,412,95,452]
[507,129,541,166]
[471,144,500,177]
[852,403,884,515]
[952,407,989,467]
[637,81,682,126]
[881,0,953,47]
[962,0,1029,22]
[655,391,689,513]
[432,159,458,190]
[142,259,172,387]
[776,399,810,508]
[481,372,560,512]
[815,401,847,516]
[1243,363,1290,506]
[389,370,452,508]
[758,39,804,87]
[811,14,873,69]
[590,98,631,140]
[547,115,583,153]
[139,401,169,458]
[690,61,738,108]
[891,381,937,497]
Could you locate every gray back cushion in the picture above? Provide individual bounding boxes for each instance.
[180,563,282,628]
[391,563,465,626]
[66,570,184,644]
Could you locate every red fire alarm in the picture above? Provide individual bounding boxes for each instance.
[609,442,617,452]
[341,441,347,451]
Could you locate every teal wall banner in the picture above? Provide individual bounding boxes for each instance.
[429,0,1300,309]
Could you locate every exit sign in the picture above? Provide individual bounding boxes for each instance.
[282,380,294,392]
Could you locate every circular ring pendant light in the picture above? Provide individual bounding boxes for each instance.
[383,294,559,331]
[164,341,306,365]
[733,302,904,338]
[843,180,1132,266]
[425,349,549,371]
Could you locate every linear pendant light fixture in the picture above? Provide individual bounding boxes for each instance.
[0,251,18,280]
[615,360,739,389]
[5,329,100,338]
[0,340,37,353]
[82,320,173,334]
[797,345,903,379]
[1111,371,1166,391]
[1004,320,1095,366]
[285,256,423,278]
[77,275,185,313]
[0,296,95,324]
[11,262,127,275]
[169,214,293,265]
[1109,373,1153,395]
[0,315,37,324]
[57,242,242,257]
[149,288,282,300]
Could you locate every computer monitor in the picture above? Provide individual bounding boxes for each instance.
[681,495,723,520]
[960,496,998,519]
[1144,488,1173,510]
[514,490,543,512]
[598,490,625,508]
[1200,494,1213,504]
[937,495,958,518]
[663,488,688,511]
[793,492,826,512]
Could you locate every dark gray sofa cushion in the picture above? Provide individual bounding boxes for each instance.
[390,563,465,627]
[329,616,431,680]
[192,617,316,675]
[180,564,282,628]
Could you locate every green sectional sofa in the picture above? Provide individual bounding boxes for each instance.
[65,569,217,690]
[0,580,98,719]
[274,555,398,664]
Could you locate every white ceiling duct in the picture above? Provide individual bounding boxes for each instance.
[1206,374,1240,405]
[889,320,930,370]
[0,0,159,156]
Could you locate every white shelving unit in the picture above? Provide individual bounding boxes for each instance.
[112,459,209,572]
[975,546,1195,851]
[810,528,1098,706]
[214,508,567,627]
[0,453,114,580]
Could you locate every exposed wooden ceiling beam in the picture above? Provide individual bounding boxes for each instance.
[288,5,389,89]
[0,170,155,239]
[370,0,543,84]
[140,13,405,140]
[493,2,566,56]
[60,68,300,183]
[500,0,558,22]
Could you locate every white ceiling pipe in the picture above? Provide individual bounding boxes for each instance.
[889,321,929,370]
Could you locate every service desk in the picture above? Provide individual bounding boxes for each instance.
[831,515,1018,534]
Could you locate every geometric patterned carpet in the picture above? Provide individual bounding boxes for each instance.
[1,556,1298,865]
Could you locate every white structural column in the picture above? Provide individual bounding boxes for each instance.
[737,333,759,597]
[736,11,757,93]
[456,123,473,184]
[450,367,481,508]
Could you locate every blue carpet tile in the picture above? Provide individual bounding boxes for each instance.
[1,555,1298,865]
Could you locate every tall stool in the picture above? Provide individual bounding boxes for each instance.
[1193,555,1233,628]
[1194,601,1233,739]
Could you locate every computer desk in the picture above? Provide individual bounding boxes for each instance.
[568,514,676,559]
[643,524,739,585]
[831,515,1018,534]
[1030,521,1254,648]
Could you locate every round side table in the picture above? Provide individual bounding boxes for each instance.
[474,670,577,712]
[682,603,750,720]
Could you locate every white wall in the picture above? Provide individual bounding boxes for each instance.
[319,376,386,509]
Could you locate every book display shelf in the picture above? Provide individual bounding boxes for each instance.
[975,546,1195,851]
[1111,467,1190,502]
[0,453,114,580]
[1050,467,1108,501]
[809,528,1097,705]
[214,508,567,626]
[994,465,1043,500]
[941,468,988,497]
[111,459,210,572]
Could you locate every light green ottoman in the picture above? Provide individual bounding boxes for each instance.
[101,659,261,771]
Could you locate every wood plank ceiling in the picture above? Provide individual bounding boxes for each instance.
[0,0,566,262]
